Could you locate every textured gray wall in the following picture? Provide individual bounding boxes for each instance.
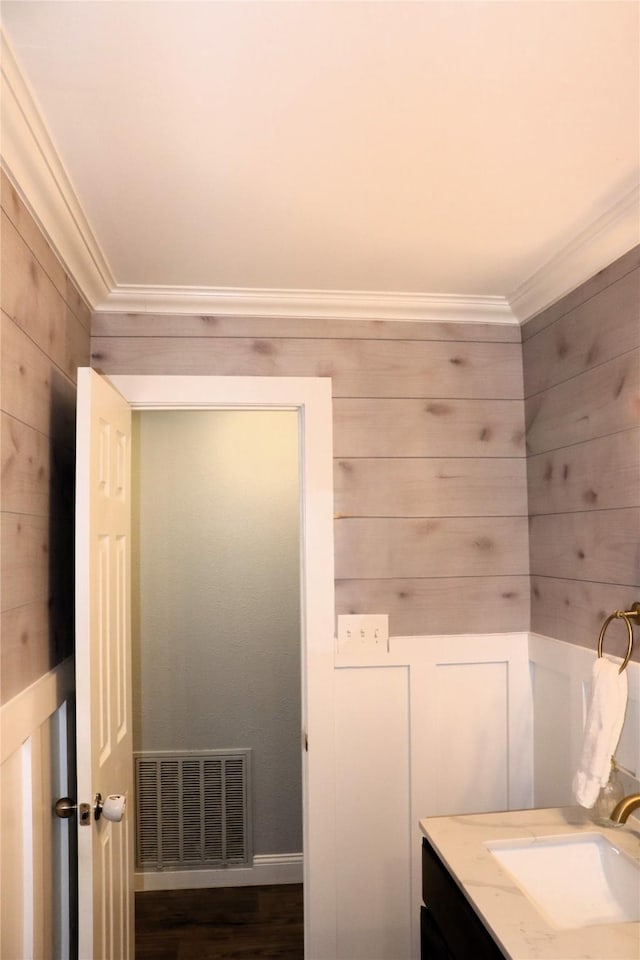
[132,409,302,855]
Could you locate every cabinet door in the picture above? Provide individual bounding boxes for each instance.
[420,906,453,960]
[422,839,505,960]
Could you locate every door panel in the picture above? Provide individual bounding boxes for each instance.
[76,369,133,960]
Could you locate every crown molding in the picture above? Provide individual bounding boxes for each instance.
[0,28,114,306]
[95,284,517,323]
[509,184,640,322]
[2,25,637,326]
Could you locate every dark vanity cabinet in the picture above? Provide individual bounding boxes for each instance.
[421,837,507,960]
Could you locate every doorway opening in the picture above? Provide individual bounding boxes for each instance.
[108,373,337,960]
[131,409,303,879]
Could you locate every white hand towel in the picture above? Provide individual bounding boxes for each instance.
[572,656,628,808]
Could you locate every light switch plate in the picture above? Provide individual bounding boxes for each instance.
[337,614,389,655]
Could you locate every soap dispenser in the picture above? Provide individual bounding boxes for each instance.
[595,757,624,823]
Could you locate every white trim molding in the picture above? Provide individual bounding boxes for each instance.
[134,853,303,892]
[509,184,640,322]
[0,658,74,764]
[94,285,517,324]
[0,28,114,306]
[104,372,336,958]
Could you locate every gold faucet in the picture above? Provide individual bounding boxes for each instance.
[609,793,640,824]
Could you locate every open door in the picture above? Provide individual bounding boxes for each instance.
[75,368,134,959]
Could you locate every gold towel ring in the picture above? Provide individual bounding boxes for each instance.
[597,602,639,674]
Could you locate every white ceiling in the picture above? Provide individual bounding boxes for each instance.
[1,0,639,322]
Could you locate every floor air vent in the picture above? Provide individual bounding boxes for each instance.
[135,750,252,870]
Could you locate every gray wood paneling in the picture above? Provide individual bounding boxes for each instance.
[1,170,67,299]
[1,211,66,365]
[1,312,76,446]
[525,350,639,455]
[1,170,88,704]
[336,577,529,635]
[93,312,521,342]
[0,514,49,612]
[335,457,527,517]
[2,310,57,435]
[95,312,528,637]
[530,576,640,662]
[525,246,640,657]
[335,516,529,579]
[523,267,640,396]
[91,336,522,399]
[1,413,52,516]
[0,600,51,704]
[527,430,640,516]
[333,398,525,457]
[62,304,91,378]
[529,508,640,587]
[65,276,92,331]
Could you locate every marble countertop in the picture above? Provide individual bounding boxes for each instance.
[419,806,640,960]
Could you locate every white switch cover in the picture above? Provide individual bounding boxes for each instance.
[337,614,389,655]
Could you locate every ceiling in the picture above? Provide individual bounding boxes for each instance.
[1,0,639,323]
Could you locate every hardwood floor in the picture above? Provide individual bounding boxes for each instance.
[135,884,304,959]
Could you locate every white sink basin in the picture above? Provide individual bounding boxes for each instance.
[486,832,640,929]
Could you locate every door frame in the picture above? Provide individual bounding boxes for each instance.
[108,374,337,960]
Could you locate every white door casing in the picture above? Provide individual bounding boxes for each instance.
[106,374,337,960]
[76,369,134,960]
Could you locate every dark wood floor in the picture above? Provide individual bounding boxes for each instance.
[135,884,304,959]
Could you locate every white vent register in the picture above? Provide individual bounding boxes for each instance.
[134,750,252,870]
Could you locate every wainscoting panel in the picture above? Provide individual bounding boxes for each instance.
[0,659,74,960]
[530,660,575,807]
[334,666,411,960]
[529,633,640,807]
[433,660,509,813]
[334,632,533,960]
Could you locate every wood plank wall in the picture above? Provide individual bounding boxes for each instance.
[91,313,529,635]
[523,245,640,662]
[0,169,90,704]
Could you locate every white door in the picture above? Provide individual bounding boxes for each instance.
[75,368,134,960]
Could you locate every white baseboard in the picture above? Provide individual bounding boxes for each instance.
[134,852,303,892]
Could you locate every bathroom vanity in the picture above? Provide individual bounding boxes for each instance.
[419,806,640,960]
[421,832,505,958]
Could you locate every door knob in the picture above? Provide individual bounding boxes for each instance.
[54,796,92,824]
[54,792,126,823]
[54,797,77,819]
